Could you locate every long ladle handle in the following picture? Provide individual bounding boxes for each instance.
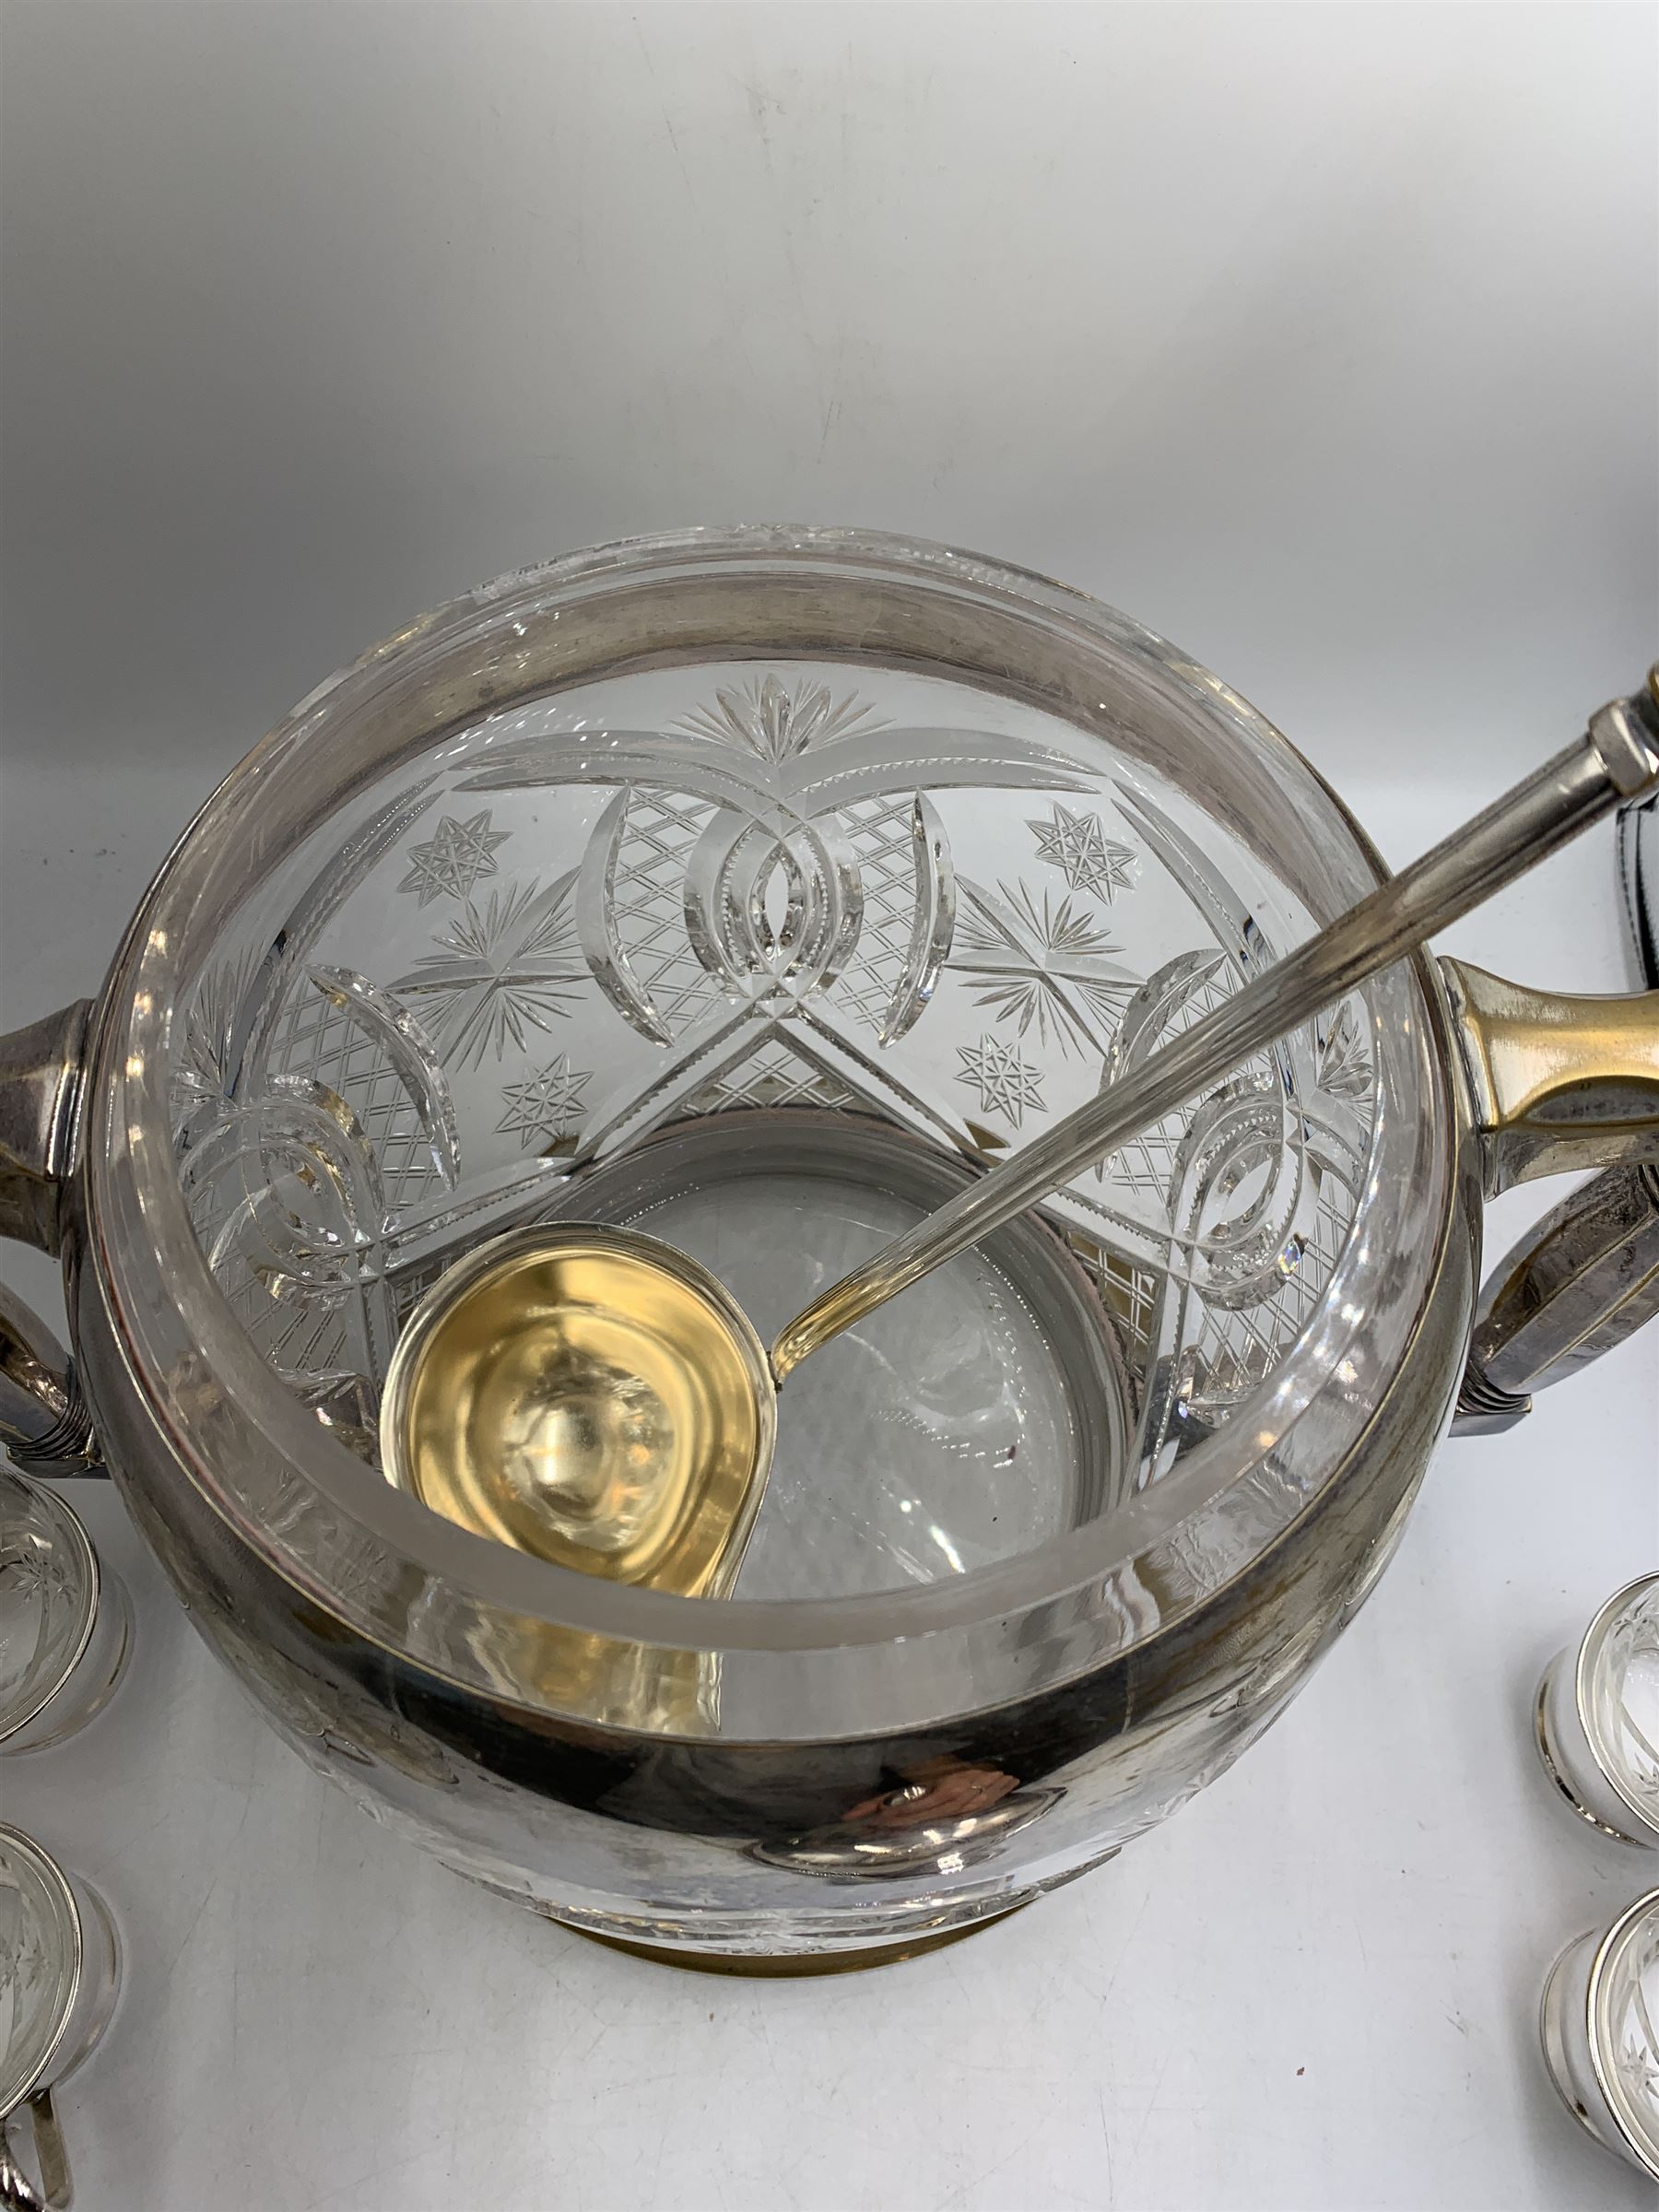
[771,682,1659,1383]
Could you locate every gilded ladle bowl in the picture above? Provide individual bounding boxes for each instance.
[380,1223,775,1598]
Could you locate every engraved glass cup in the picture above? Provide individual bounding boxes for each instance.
[0,1472,131,1757]
[1540,1888,1659,2183]
[1536,1575,1659,1848]
[0,1826,121,2212]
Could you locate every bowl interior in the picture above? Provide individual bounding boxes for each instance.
[166,641,1380,1600]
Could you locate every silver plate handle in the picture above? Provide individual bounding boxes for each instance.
[1453,1162,1659,1433]
[0,2090,71,2212]
[0,1003,89,1256]
[0,1003,100,1476]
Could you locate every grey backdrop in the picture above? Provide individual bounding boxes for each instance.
[2,1,1654,802]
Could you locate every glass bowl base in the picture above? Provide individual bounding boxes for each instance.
[535,1109,1134,1600]
[564,1899,1032,1978]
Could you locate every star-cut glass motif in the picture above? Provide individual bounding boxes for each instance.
[1030,804,1137,902]
[397,810,512,907]
[956,1032,1045,1127]
[393,875,584,1068]
[496,1053,591,1149]
[951,880,1136,1057]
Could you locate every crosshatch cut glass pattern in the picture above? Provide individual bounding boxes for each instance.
[169,662,1378,1593]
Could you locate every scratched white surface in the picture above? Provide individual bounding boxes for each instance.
[1,757,1655,2212]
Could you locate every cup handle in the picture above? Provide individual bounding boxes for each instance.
[0,1004,100,1477]
[0,2088,69,2212]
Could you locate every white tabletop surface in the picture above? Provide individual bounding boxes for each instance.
[4,764,1657,2212]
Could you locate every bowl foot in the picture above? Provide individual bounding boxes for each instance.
[563,1898,1031,1977]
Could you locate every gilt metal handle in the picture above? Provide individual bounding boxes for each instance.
[1443,962,1659,1195]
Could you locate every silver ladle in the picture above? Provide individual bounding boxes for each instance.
[380,683,1659,1596]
